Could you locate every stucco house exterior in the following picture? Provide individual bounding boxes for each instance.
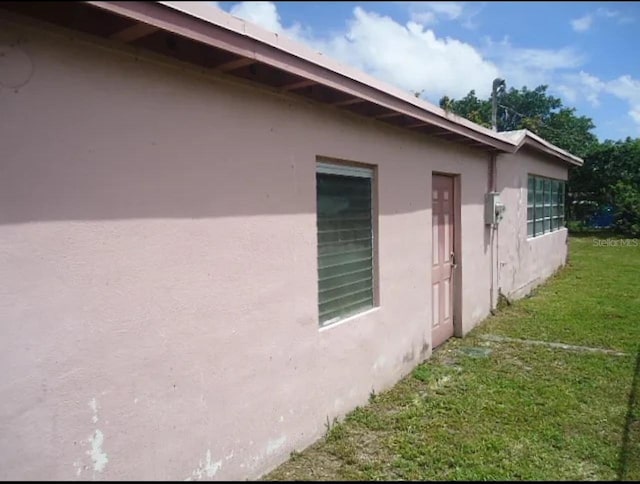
[0,2,583,481]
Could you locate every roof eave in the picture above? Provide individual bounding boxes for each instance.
[86,0,515,152]
[518,130,584,166]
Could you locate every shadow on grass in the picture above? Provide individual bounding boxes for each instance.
[618,347,640,481]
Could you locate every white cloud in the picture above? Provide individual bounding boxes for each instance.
[630,108,640,125]
[555,84,578,104]
[230,1,281,32]
[606,75,640,101]
[460,8,483,30]
[482,37,585,90]
[410,10,437,25]
[419,2,464,19]
[406,1,464,24]
[571,14,593,32]
[579,72,606,106]
[606,75,640,129]
[315,7,500,99]
[596,8,619,18]
[229,1,304,40]
[405,2,483,29]
[559,71,640,131]
[556,71,606,107]
[570,8,634,32]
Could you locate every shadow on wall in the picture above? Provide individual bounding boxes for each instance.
[0,25,521,227]
[0,97,504,227]
[0,136,500,225]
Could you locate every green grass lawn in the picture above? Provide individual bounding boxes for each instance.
[265,233,640,481]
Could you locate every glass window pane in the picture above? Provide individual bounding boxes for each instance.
[551,180,560,230]
[544,179,551,204]
[544,180,552,231]
[527,177,569,236]
[535,178,544,207]
[535,216,544,236]
[317,171,373,326]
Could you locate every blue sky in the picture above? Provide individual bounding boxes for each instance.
[214,1,640,141]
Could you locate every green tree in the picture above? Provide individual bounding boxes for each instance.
[612,181,640,237]
[440,91,491,128]
[570,137,640,235]
[438,84,598,158]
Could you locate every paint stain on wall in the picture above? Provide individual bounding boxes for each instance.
[373,355,386,371]
[88,398,98,424]
[87,430,109,473]
[186,449,222,481]
[72,397,109,479]
[265,436,286,456]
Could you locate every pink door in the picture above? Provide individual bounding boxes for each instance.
[431,175,455,348]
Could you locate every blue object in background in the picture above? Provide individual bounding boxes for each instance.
[588,205,614,228]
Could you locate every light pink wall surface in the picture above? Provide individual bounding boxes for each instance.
[496,150,569,299]
[0,15,564,481]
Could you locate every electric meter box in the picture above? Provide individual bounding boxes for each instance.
[485,192,505,225]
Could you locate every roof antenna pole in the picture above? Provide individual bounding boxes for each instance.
[491,78,505,132]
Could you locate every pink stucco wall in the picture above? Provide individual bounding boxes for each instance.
[0,14,567,481]
[496,149,570,299]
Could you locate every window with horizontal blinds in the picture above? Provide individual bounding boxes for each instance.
[527,174,566,238]
[316,163,374,326]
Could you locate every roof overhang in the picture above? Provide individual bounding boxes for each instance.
[1,1,584,166]
[501,130,584,166]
